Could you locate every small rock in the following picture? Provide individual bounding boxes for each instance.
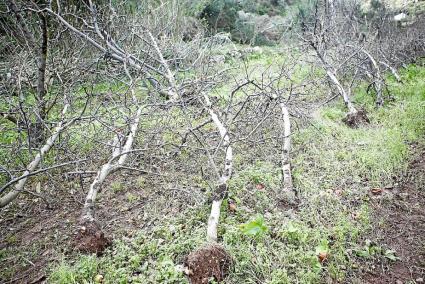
[94,274,104,283]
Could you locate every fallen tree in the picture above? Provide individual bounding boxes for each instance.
[0,102,77,207]
[184,93,233,284]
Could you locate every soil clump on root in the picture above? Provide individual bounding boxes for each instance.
[75,220,111,255]
[343,108,370,128]
[184,244,232,284]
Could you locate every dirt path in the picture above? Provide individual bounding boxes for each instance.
[362,143,425,283]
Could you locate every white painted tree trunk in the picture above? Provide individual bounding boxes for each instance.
[361,49,384,106]
[147,31,179,102]
[205,95,233,243]
[325,69,357,114]
[0,103,72,207]
[380,61,401,82]
[207,199,223,242]
[81,105,143,222]
[279,103,294,198]
[313,46,357,114]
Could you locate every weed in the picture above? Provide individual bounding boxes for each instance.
[49,255,99,284]
[240,215,268,238]
[136,176,146,188]
[126,193,139,203]
[111,181,124,193]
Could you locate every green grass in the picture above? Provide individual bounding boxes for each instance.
[48,64,425,283]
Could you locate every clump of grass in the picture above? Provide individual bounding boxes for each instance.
[110,181,124,193]
[49,255,99,284]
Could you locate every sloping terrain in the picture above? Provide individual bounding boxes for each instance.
[363,144,425,283]
[1,52,424,284]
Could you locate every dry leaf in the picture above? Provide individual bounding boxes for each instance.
[255,183,265,190]
[371,188,383,195]
[318,251,328,263]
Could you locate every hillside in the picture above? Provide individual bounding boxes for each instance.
[0,1,424,283]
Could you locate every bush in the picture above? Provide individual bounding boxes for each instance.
[199,0,288,44]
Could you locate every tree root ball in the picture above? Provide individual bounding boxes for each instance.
[184,244,232,284]
[75,220,111,255]
[342,109,370,128]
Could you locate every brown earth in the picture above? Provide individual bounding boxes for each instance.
[362,143,425,283]
[184,244,232,284]
[75,220,111,255]
[342,108,370,128]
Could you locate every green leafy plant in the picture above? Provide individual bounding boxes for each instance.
[111,181,124,193]
[240,215,268,237]
[354,240,399,261]
[280,222,309,244]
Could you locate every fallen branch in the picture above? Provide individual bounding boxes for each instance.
[76,81,144,254]
[183,94,234,284]
[0,160,86,194]
[81,107,143,223]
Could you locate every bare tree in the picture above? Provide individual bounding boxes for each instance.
[0,100,78,207]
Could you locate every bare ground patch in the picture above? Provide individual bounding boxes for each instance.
[361,142,425,283]
[0,171,196,283]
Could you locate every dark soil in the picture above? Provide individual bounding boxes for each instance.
[362,143,425,283]
[184,244,232,284]
[342,108,370,128]
[75,220,111,254]
[0,173,152,283]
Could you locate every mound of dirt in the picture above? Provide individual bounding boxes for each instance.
[184,244,232,284]
[342,109,370,128]
[75,220,111,255]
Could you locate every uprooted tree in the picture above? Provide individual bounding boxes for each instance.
[1,0,425,283]
[297,0,423,127]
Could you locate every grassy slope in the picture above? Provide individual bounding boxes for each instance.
[48,60,425,283]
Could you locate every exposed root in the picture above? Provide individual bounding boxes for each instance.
[75,220,111,255]
[184,244,232,284]
[342,108,370,128]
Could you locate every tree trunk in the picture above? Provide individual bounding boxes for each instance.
[76,102,143,253]
[360,48,384,107]
[33,13,49,145]
[312,44,357,114]
[380,61,402,82]
[279,102,296,202]
[7,0,49,146]
[204,95,233,243]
